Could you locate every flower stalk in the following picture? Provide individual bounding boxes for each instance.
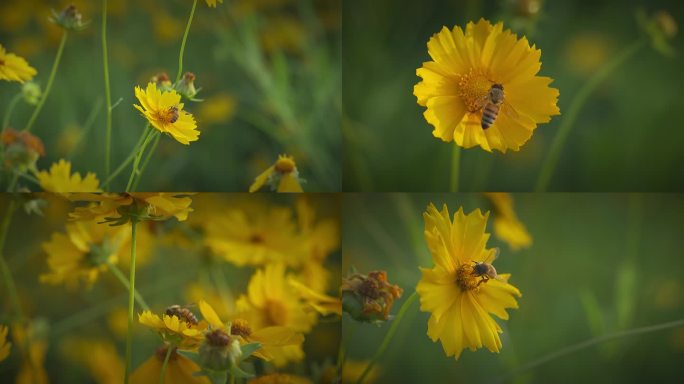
[102,0,113,190]
[124,219,139,384]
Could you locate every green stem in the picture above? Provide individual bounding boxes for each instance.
[0,201,22,320]
[534,39,645,192]
[102,0,113,191]
[24,31,68,133]
[159,343,174,384]
[125,128,156,192]
[124,220,138,384]
[499,317,684,382]
[2,93,22,130]
[103,125,151,189]
[131,132,161,191]
[176,0,198,82]
[107,262,150,311]
[13,171,40,186]
[356,291,418,384]
[449,144,461,192]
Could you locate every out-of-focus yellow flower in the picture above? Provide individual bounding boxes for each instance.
[249,154,303,193]
[107,308,131,339]
[290,279,341,316]
[139,308,206,349]
[205,0,224,8]
[61,338,124,384]
[69,193,193,224]
[152,10,184,44]
[0,43,36,83]
[134,82,200,145]
[484,193,532,251]
[0,325,10,362]
[13,323,49,384]
[131,346,209,384]
[204,201,305,266]
[199,300,305,367]
[414,19,560,152]
[416,204,521,359]
[260,16,306,53]
[36,159,101,193]
[249,373,312,384]
[296,196,339,263]
[185,283,235,321]
[197,92,236,125]
[40,219,129,288]
[56,123,82,156]
[564,32,612,75]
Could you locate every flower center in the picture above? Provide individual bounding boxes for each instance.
[154,106,178,125]
[249,233,265,244]
[230,319,252,338]
[274,157,295,174]
[457,69,493,112]
[0,58,4,66]
[205,329,232,347]
[455,263,481,291]
[264,300,288,326]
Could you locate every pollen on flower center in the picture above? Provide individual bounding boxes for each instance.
[264,300,288,326]
[153,107,177,125]
[455,263,481,291]
[230,319,252,338]
[457,69,494,112]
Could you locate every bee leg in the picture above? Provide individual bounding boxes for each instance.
[476,276,489,287]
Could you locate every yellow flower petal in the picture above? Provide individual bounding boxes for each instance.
[199,300,224,329]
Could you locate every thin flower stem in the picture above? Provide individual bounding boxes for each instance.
[25,31,68,133]
[131,132,161,191]
[356,291,418,384]
[0,200,22,320]
[107,262,150,311]
[2,93,22,130]
[159,343,174,384]
[102,0,113,191]
[176,0,198,83]
[449,144,461,192]
[498,317,684,382]
[125,128,157,192]
[103,125,150,189]
[534,39,645,192]
[124,220,138,384]
[12,170,40,186]
[336,323,352,377]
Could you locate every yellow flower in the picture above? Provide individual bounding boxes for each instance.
[249,373,312,384]
[484,193,532,251]
[138,309,206,349]
[249,154,303,193]
[134,82,200,145]
[131,346,209,384]
[36,159,101,192]
[416,204,521,359]
[0,325,10,362]
[13,323,49,384]
[414,19,560,152]
[40,219,129,288]
[197,92,236,125]
[0,44,37,83]
[289,279,342,316]
[69,193,193,224]
[61,338,124,384]
[204,201,305,266]
[198,300,305,367]
[205,0,223,8]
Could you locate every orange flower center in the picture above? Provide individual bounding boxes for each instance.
[455,263,481,291]
[154,106,178,125]
[457,69,493,112]
[230,319,252,338]
[274,157,295,174]
[264,300,288,326]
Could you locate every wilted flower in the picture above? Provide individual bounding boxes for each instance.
[249,155,304,193]
[1,128,45,172]
[0,44,37,83]
[341,270,403,324]
[50,4,89,31]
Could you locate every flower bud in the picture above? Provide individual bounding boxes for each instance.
[22,82,41,106]
[341,270,403,324]
[176,72,199,99]
[50,4,89,31]
[198,329,242,371]
[151,72,173,92]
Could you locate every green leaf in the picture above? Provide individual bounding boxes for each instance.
[240,342,262,359]
[230,364,255,379]
[177,350,201,366]
[615,260,637,330]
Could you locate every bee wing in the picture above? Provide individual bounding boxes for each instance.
[483,247,500,264]
[501,100,521,120]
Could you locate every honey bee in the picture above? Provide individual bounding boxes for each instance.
[165,304,198,325]
[471,248,502,286]
[477,84,519,130]
[168,105,180,123]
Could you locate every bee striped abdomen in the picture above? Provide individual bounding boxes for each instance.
[481,103,500,129]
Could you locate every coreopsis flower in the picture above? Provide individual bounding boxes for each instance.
[1,128,44,172]
[249,373,312,384]
[139,306,206,349]
[414,18,560,152]
[416,204,521,359]
[131,346,209,384]
[68,193,193,225]
[484,193,532,251]
[205,0,223,8]
[134,82,200,145]
[204,201,305,266]
[40,219,129,288]
[249,154,304,193]
[198,300,305,367]
[0,44,37,83]
[341,270,403,324]
[36,159,100,193]
[0,325,10,362]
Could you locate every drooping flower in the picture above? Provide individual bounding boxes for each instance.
[484,193,532,251]
[0,44,37,83]
[249,154,304,193]
[134,82,199,145]
[131,346,209,384]
[416,204,521,359]
[36,159,101,193]
[40,219,129,288]
[0,325,10,362]
[68,193,193,225]
[138,307,206,349]
[414,19,560,152]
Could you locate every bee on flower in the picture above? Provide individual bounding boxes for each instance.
[134,82,200,145]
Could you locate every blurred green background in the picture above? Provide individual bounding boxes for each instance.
[343,0,684,192]
[1,0,340,191]
[342,193,684,383]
